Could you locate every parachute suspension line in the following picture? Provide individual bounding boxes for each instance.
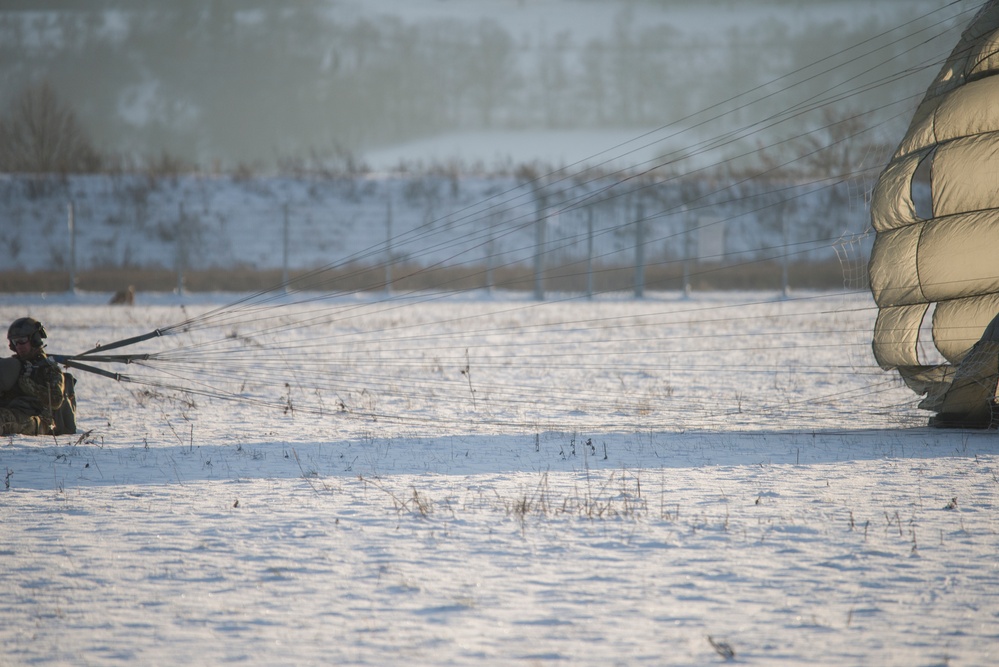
[56,358,130,383]
[547,19,963,227]
[95,6,962,350]
[62,144,899,392]
[440,42,948,270]
[85,293,883,376]
[147,304,880,361]
[75,328,166,357]
[199,32,955,324]
[138,0,977,334]
[54,3,984,434]
[523,0,979,202]
[69,291,895,432]
[516,1,978,219]
[833,232,873,292]
[119,292,881,374]
[167,82,919,339]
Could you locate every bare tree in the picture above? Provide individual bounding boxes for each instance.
[0,81,102,173]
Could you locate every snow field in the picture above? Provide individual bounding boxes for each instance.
[1,292,998,665]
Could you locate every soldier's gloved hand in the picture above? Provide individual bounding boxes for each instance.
[21,360,35,377]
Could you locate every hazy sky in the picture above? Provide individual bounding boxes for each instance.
[0,0,976,171]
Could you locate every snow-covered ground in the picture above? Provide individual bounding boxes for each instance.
[1,170,868,277]
[2,290,997,665]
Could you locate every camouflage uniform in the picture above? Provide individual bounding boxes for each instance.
[1,318,65,436]
[0,353,64,435]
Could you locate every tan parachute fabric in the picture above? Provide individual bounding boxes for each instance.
[869,0,999,425]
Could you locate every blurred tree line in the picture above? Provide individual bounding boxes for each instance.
[0,81,102,173]
[0,0,943,172]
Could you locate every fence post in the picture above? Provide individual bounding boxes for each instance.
[634,202,645,299]
[282,202,290,294]
[385,199,393,294]
[586,207,594,300]
[176,203,186,295]
[682,206,692,298]
[534,189,546,301]
[67,201,77,294]
[485,213,496,293]
[781,201,790,299]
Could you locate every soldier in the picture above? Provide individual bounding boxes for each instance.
[0,317,65,436]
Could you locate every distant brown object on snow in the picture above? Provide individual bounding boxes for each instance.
[110,286,135,306]
[708,636,735,661]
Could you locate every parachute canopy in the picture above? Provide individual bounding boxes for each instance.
[869,0,999,426]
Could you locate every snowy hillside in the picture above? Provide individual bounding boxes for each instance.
[0,0,964,169]
[2,171,870,286]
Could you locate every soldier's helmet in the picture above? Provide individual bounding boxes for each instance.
[7,317,47,352]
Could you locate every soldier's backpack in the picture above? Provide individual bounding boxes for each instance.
[53,372,77,436]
